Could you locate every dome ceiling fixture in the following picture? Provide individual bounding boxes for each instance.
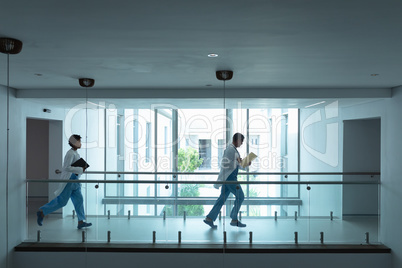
[216,70,233,81]
[0,37,23,54]
[79,78,95,88]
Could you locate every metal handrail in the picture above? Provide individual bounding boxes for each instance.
[82,171,380,176]
[30,171,380,184]
[26,179,380,185]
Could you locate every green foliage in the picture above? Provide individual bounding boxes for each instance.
[179,184,201,197]
[163,147,205,216]
[237,174,247,181]
[178,148,204,216]
[178,184,204,216]
[177,147,203,172]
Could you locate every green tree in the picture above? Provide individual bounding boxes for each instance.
[177,147,203,172]
[177,147,204,216]
[164,147,204,216]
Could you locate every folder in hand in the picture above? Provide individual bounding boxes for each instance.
[240,152,257,168]
[71,158,90,169]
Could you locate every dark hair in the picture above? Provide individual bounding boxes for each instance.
[232,133,244,143]
[69,134,82,148]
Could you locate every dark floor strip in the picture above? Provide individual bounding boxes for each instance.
[15,242,391,254]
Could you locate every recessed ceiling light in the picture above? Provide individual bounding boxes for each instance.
[370,74,379,76]
[208,53,218,58]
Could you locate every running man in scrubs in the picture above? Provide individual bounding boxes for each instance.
[204,133,251,228]
[37,134,92,229]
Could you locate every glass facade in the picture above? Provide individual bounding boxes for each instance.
[23,99,381,245]
[66,106,302,218]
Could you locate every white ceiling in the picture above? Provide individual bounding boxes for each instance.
[1,0,402,92]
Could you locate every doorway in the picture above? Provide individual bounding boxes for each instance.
[26,118,63,213]
[342,118,381,216]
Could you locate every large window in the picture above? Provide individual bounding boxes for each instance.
[198,139,211,169]
[145,122,151,162]
[83,106,299,217]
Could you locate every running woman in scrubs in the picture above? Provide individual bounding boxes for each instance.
[37,134,92,229]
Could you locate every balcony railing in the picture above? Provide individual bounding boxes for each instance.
[26,172,380,245]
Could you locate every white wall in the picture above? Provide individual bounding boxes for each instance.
[0,85,8,268]
[339,87,402,267]
[0,89,66,268]
[382,86,402,267]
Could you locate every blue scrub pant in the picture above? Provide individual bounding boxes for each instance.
[206,168,244,221]
[40,173,86,221]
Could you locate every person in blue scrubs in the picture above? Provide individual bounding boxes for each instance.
[37,134,92,229]
[204,133,251,228]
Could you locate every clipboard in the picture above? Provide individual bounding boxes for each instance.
[240,152,257,168]
[71,158,90,169]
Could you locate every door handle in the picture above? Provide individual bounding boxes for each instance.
[55,169,61,174]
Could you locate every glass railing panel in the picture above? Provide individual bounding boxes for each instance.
[344,180,380,244]
[178,174,220,197]
[299,174,342,182]
[172,180,223,244]
[233,180,308,244]
[27,186,46,243]
[25,173,381,245]
[306,182,380,244]
[214,178,308,244]
[156,178,174,242]
[27,181,86,243]
[305,183,341,244]
[82,174,100,243]
[177,173,221,242]
[245,174,300,199]
[89,180,159,243]
[26,183,40,242]
[221,181,249,244]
